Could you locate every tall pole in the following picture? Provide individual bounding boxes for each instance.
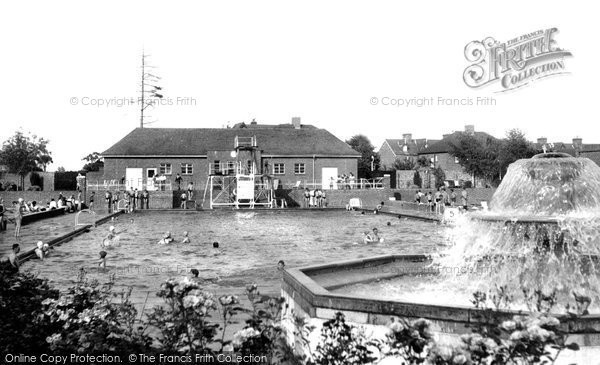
[140,52,145,128]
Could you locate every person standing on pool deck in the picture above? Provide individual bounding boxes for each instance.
[112,190,120,213]
[187,182,194,200]
[13,199,25,239]
[134,188,140,210]
[142,189,149,209]
[461,187,468,210]
[175,173,183,190]
[180,191,187,209]
[303,188,310,208]
[105,190,112,214]
[89,191,95,211]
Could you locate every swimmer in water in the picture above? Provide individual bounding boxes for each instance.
[42,243,50,257]
[181,231,190,243]
[34,241,45,260]
[213,241,219,248]
[190,268,199,278]
[371,228,384,243]
[98,251,107,268]
[362,231,371,244]
[277,260,285,271]
[103,225,125,247]
[158,231,174,245]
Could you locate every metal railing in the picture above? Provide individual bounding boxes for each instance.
[208,162,257,176]
[282,177,385,190]
[87,179,173,191]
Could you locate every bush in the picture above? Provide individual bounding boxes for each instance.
[30,172,43,190]
[413,171,422,188]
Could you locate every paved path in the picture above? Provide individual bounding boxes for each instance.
[0,210,109,258]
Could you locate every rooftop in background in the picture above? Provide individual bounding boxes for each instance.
[381,133,439,156]
[533,137,600,155]
[101,119,360,157]
[418,125,497,155]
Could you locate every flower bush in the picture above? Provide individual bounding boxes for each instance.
[0,266,583,364]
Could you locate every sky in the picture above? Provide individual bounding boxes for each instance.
[0,1,598,170]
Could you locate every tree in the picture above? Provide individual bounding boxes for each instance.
[82,152,104,172]
[0,131,52,190]
[416,156,430,168]
[392,158,416,170]
[413,170,422,188]
[432,167,446,189]
[56,166,66,172]
[499,129,539,176]
[448,132,501,186]
[346,135,380,178]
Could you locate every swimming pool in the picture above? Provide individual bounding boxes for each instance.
[25,210,445,309]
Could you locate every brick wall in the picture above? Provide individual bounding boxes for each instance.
[102,157,209,190]
[396,170,417,189]
[392,187,496,206]
[100,156,358,192]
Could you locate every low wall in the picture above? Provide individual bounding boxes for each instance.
[392,188,495,206]
[280,188,392,208]
[281,255,600,364]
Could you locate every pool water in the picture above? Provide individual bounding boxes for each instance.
[25,210,445,309]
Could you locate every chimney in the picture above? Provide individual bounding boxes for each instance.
[402,133,412,144]
[572,137,583,149]
[537,137,547,145]
[464,125,475,135]
[291,117,301,129]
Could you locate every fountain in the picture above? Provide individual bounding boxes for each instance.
[281,153,600,362]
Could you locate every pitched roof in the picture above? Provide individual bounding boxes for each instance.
[533,142,600,155]
[382,138,439,156]
[102,127,360,157]
[418,131,497,155]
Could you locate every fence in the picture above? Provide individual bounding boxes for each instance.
[280,177,385,190]
[87,179,173,191]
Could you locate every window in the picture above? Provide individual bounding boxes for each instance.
[273,163,285,175]
[227,161,235,174]
[247,160,253,173]
[454,156,460,164]
[159,163,172,175]
[294,163,306,175]
[214,160,221,173]
[181,163,193,175]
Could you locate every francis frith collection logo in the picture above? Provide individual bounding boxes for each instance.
[463,28,572,92]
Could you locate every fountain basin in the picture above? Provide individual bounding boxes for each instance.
[281,254,600,363]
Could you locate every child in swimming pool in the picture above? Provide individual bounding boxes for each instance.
[35,241,45,260]
[98,251,107,268]
[158,231,174,244]
[181,231,190,243]
[362,231,370,244]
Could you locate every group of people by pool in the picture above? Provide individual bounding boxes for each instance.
[414,187,468,214]
[303,188,328,208]
[98,187,151,214]
[0,193,83,238]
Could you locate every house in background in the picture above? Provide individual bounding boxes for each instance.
[100,118,360,191]
[534,137,600,167]
[378,133,438,169]
[418,125,497,187]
